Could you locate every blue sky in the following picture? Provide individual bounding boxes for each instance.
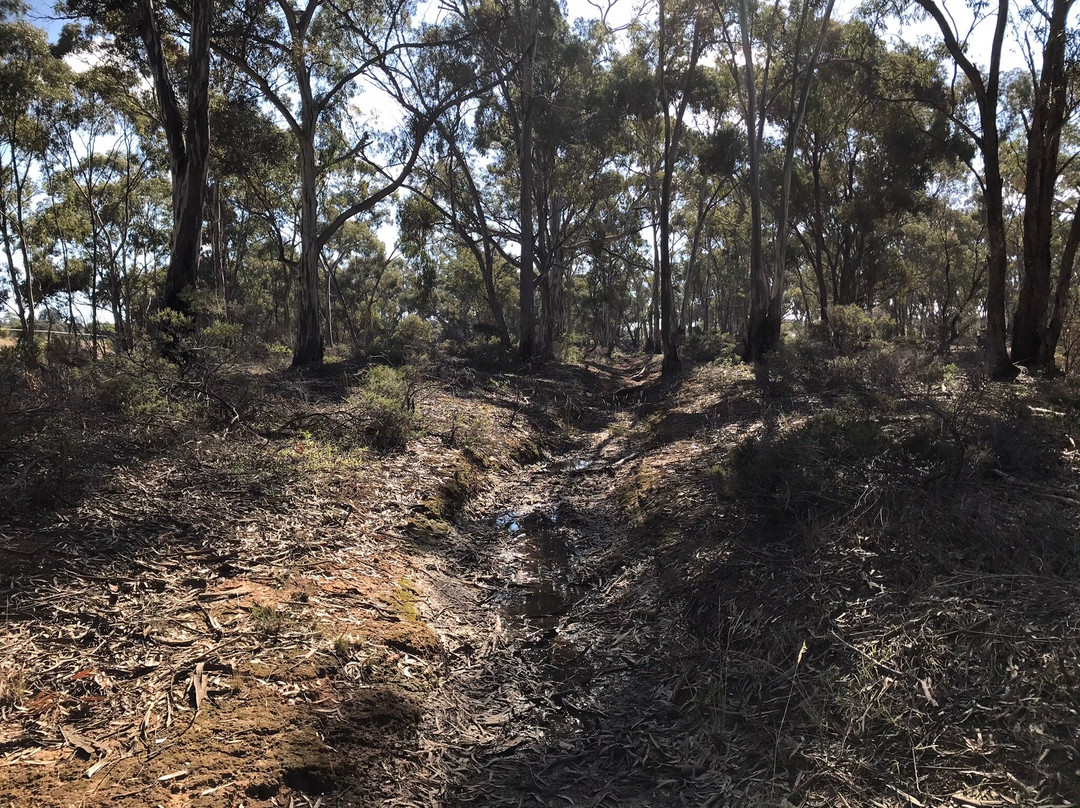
[22,0,65,38]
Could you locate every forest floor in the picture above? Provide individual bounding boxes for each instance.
[2,347,1080,807]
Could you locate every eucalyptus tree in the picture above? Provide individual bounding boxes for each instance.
[654,0,711,373]
[674,71,742,333]
[0,18,71,346]
[35,171,91,337]
[449,0,564,360]
[700,199,752,334]
[46,65,156,351]
[716,0,836,360]
[440,0,632,359]
[528,19,631,359]
[513,0,540,360]
[1009,0,1080,367]
[579,182,652,353]
[59,0,213,328]
[905,0,1012,375]
[596,41,659,348]
[324,218,402,349]
[788,20,957,323]
[900,195,987,349]
[406,102,514,348]
[1043,144,1080,366]
[214,0,502,366]
[208,87,299,334]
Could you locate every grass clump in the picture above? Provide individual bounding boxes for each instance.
[332,634,353,658]
[0,663,25,708]
[393,578,421,622]
[250,603,285,635]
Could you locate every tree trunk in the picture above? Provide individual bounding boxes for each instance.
[483,248,512,349]
[1,211,28,339]
[738,0,770,361]
[985,168,1013,376]
[770,0,834,345]
[518,112,535,360]
[328,263,363,346]
[658,187,679,373]
[1012,0,1073,366]
[810,144,830,326]
[210,181,228,319]
[679,177,708,332]
[913,0,1012,377]
[537,197,565,361]
[516,2,537,362]
[647,216,660,353]
[11,155,35,345]
[140,0,213,319]
[293,131,324,366]
[1044,197,1080,368]
[657,0,699,375]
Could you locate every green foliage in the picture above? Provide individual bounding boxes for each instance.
[827,305,894,352]
[358,365,416,452]
[98,357,173,418]
[681,330,740,364]
[267,342,293,369]
[916,360,964,391]
[387,314,436,363]
[148,300,242,378]
[147,308,194,357]
[0,0,1061,373]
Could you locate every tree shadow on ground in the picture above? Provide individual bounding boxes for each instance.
[433,361,1080,807]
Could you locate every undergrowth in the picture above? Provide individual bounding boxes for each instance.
[617,343,1080,805]
[0,343,439,520]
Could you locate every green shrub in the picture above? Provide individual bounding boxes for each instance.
[99,368,167,417]
[378,314,435,364]
[562,342,586,365]
[147,307,194,358]
[359,365,416,452]
[681,330,740,364]
[827,305,894,352]
[917,359,964,391]
[267,342,293,369]
[250,603,285,635]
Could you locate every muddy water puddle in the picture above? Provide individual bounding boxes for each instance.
[494,507,587,632]
[491,505,592,700]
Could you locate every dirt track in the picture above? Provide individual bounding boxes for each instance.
[4,357,1080,807]
[398,362,739,806]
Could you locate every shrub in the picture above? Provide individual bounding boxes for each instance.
[681,330,740,364]
[147,307,194,359]
[62,339,101,366]
[562,342,586,365]
[917,359,964,391]
[250,603,284,635]
[827,305,894,352]
[267,342,293,369]
[378,314,436,364]
[98,359,174,417]
[359,365,416,452]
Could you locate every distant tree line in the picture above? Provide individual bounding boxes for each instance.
[1,0,1079,375]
